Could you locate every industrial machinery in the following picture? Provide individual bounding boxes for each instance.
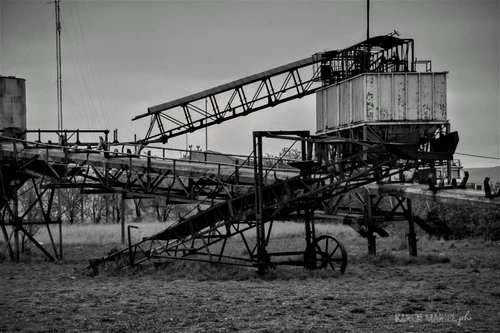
[1,35,498,274]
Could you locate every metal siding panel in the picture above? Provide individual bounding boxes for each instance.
[334,85,340,127]
[379,75,392,121]
[315,72,447,132]
[407,74,419,119]
[332,86,339,128]
[316,91,323,132]
[352,76,364,123]
[349,80,353,124]
[433,73,447,120]
[394,74,406,120]
[339,81,350,126]
[365,74,378,121]
[420,74,433,120]
[325,88,332,129]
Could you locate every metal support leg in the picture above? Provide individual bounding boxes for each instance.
[1,223,15,260]
[121,193,126,244]
[407,199,417,257]
[253,132,267,275]
[59,220,63,260]
[13,190,20,262]
[128,225,138,266]
[446,124,452,185]
[304,208,315,269]
[364,189,376,256]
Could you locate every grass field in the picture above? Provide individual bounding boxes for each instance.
[23,220,358,251]
[35,221,174,245]
[1,221,500,332]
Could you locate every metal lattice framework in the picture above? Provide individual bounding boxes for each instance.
[133,35,414,144]
[0,133,297,261]
[87,130,459,273]
[5,33,500,275]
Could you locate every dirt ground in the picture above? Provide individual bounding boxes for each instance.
[1,237,500,333]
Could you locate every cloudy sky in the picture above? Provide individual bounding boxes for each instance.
[1,0,499,167]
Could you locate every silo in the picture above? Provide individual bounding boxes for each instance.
[0,76,27,137]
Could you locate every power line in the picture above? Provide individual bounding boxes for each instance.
[15,12,54,77]
[456,152,500,160]
[1,0,29,59]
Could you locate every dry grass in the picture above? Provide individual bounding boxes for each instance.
[15,221,173,246]
[28,220,356,246]
[2,232,499,332]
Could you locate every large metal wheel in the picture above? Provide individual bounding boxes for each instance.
[306,235,347,273]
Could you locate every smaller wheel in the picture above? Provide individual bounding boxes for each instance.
[306,235,347,274]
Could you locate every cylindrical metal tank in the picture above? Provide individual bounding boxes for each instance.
[0,76,27,133]
[316,72,448,133]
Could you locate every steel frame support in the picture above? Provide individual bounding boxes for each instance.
[0,178,63,262]
[406,199,418,256]
[88,131,440,273]
[253,132,267,275]
[363,188,376,256]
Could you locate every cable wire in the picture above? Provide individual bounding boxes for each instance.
[456,152,500,160]
[1,0,29,59]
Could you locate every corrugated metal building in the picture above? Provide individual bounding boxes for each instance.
[316,72,448,135]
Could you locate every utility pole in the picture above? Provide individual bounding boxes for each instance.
[52,0,63,131]
[367,0,370,40]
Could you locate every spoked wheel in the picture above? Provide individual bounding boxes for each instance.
[306,235,347,274]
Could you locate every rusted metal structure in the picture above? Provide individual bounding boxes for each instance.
[86,128,460,273]
[2,34,499,274]
[133,35,415,144]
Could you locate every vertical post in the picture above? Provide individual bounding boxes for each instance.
[446,124,452,185]
[234,160,239,185]
[367,0,370,41]
[205,97,208,151]
[301,139,307,162]
[301,133,316,268]
[128,225,138,266]
[59,219,63,260]
[120,193,126,244]
[54,0,63,131]
[364,188,376,256]
[429,161,436,186]
[1,223,15,260]
[407,199,417,257]
[147,151,152,191]
[304,208,316,269]
[13,188,20,262]
[253,132,266,275]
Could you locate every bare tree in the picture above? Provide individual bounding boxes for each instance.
[149,197,174,222]
[86,195,106,224]
[60,188,82,224]
[132,198,142,221]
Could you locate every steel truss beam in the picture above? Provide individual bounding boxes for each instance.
[134,35,415,144]
[0,136,271,205]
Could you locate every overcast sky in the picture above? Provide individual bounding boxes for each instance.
[1,0,499,167]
